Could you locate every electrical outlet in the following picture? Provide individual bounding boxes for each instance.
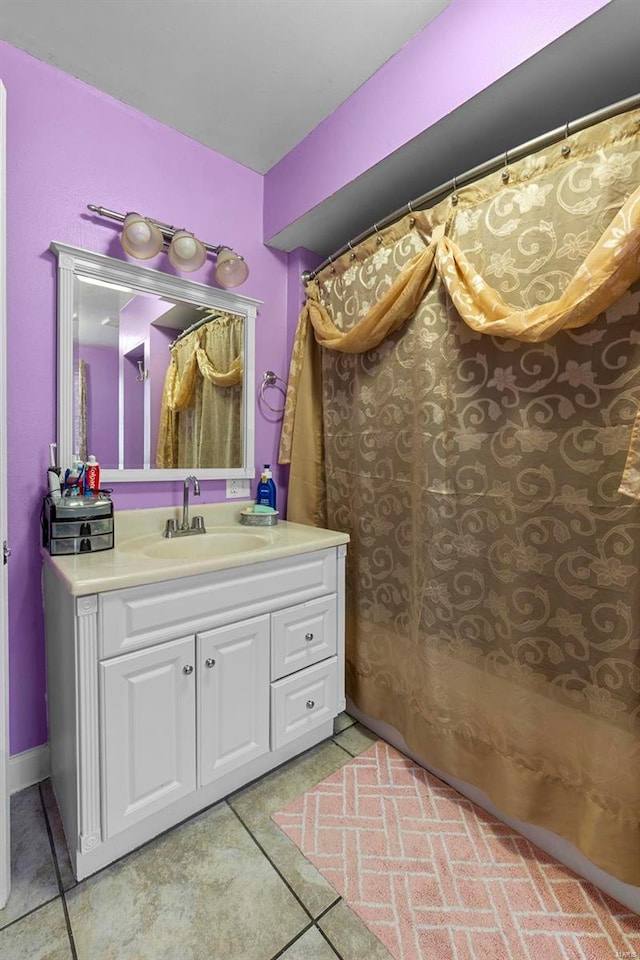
[226,478,251,499]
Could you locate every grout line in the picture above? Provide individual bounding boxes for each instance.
[228,803,349,960]
[314,896,346,960]
[267,919,315,960]
[0,894,61,934]
[316,920,345,959]
[39,784,79,960]
[226,801,317,923]
[331,737,360,760]
[315,895,342,922]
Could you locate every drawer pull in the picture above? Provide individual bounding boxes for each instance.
[205,658,216,668]
[183,664,194,675]
[306,699,315,709]
[305,632,314,641]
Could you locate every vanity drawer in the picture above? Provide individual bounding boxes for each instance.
[99,548,338,659]
[270,657,337,750]
[271,595,337,681]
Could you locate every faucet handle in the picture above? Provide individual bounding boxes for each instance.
[164,518,176,538]
[191,515,205,531]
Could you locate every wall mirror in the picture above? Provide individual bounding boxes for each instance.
[51,243,260,483]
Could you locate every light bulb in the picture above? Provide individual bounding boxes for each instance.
[172,234,197,259]
[128,220,152,244]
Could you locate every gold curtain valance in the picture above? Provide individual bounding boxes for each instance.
[164,323,243,413]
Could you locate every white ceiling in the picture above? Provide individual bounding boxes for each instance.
[0,0,451,173]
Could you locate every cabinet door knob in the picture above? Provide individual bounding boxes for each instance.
[183,664,194,675]
[306,699,315,709]
[205,658,216,668]
[305,632,314,641]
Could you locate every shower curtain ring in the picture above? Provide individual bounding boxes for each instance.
[407,200,416,227]
[451,176,458,205]
[348,240,356,261]
[501,150,510,183]
[562,120,571,156]
[328,255,335,274]
[374,223,383,245]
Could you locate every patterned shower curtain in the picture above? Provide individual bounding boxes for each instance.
[280,109,640,884]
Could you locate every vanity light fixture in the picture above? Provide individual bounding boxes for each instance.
[87,204,250,287]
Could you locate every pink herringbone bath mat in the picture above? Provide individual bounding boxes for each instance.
[272,739,639,960]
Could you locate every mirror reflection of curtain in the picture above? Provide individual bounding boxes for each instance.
[75,358,88,463]
[156,312,243,468]
[280,108,640,884]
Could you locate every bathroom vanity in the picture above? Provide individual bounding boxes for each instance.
[42,502,348,880]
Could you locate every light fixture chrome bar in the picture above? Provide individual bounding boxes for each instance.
[302,91,640,283]
[87,204,226,254]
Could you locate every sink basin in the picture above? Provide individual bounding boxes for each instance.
[120,529,271,561]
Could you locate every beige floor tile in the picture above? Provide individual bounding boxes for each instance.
[66,801,308,960]
[279,925,338,959]
[229,741,352,918]
[39,782,75,892]
[332,722,378,757]
[333,711,356,734]
[0,787,59,930]
[318,900,394,960]
[0,898,72,960]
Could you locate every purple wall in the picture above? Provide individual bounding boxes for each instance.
[1,41,288,753]
[263,0,611,240]
[78,344,119,469]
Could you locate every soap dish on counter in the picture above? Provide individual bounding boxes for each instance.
[240,508,279,527]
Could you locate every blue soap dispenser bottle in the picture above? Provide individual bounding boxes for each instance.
[256,464,277,510]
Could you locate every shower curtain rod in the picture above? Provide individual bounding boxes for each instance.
[302,91,640,283]
[168,311,221,350]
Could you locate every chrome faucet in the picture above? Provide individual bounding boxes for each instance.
[182,475,200,530]
[163,476,207,538]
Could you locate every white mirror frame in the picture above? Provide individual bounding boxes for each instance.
[50,242,260,483]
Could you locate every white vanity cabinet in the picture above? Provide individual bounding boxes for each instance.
[43,543,347,880]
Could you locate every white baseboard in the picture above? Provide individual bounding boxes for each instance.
[9,744,50,794]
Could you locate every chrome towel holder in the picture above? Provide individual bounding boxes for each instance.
[260,371,286,414]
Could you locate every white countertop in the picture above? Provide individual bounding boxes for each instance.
[42,501,349,596]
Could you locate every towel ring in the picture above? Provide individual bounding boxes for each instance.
[260,370,287,414]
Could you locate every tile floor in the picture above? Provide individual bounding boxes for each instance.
[0,715,392,960]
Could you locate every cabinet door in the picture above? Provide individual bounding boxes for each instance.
[198,616,270,788]
[101,635,196,839]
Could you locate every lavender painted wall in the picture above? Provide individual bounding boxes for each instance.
[263,0,612,240]
[1,40,288,753]
[78,344,119,469]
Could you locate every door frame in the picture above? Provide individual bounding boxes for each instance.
[0,78,10,908]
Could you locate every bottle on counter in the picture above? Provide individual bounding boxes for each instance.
[256,464,277,510]
[85,455,100,494]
